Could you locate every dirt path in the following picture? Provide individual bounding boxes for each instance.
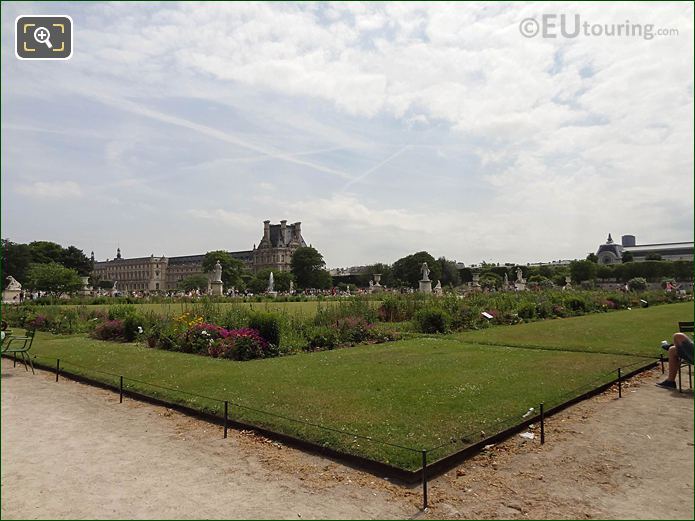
[2,358,692,519]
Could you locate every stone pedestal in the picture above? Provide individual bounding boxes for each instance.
[267,291,278,298]
[210,280,223,296]
[419,280,432,294]
[2,289,20,304]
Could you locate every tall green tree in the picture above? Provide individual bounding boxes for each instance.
[60,245,92,275]
[177,274,211,292]
[28,241,64,264]
[25,263,83,296]
[392,251,441,287]
[291,247,331,289]
[437,257,461,287]
[202,251,246,289]
[1,239,33,283]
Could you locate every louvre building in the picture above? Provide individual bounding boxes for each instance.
[92,220,306,292]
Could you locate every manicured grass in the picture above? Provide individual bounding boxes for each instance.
[456,302,693,358]
[21,303,684,469]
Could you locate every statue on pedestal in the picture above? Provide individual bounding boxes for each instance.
[434,280,443,296]
[421,263,430,282]
[213,260,223,283]
[419,263,432,293]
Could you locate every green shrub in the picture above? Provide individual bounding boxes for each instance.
[414,308,451,334]
[248,312,281,348]
[306,326,340,350]
[108,304,137,321]
[628,277,648,291]
[122,313,144,342]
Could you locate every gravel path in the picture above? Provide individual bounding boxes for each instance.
[2,357,693,519]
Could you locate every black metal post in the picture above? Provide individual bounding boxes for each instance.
[660,353,664,374]
[540,402,545,445]
[56,359,60,382]
[119,376,123,403]
[618,368,622,398]
[224,401,228,439]
[421,449,428,511]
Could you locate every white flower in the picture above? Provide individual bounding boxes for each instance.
[137,326,144,334]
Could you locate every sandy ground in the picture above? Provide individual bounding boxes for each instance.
[1,357,693,520]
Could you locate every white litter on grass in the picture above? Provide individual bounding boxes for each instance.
[522,407,534,418]
[483,444,495,451]
[519,432,535,440]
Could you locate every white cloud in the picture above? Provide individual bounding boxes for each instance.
[15,181,83,200]
[1,1,692,265]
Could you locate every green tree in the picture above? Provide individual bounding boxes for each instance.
[25,263,82,296]
[202,251,245,289]
[1,239,33,282]
[60,245,92,275]
[437,257,461,287]
[291,247,331,289]
[645,253,662,261]
[177,274,210,292]
[392,251,441,288]
[586,253,598,263]
[28,241,64,264]
[621,251,634,262]
[569,259,597,283]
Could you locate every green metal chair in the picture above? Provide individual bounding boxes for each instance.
[3,329,36,374]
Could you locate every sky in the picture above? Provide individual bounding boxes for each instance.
[1,1,693,268]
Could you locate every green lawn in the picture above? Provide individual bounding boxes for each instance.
[456,302,693,358]
[20,303,686,470]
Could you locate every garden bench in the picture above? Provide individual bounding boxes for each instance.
[677,321,693,392]
[3,330,36,374]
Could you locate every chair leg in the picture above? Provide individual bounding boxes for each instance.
[20,352,29,372]
[26,354,35,375]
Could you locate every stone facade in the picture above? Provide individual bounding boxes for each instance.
[92,220,306,292]
[253,220,306,272]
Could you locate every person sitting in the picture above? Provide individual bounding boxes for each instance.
[657,333,694,389]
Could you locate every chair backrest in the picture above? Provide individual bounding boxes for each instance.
[679,321,694,333]
[26,329,36,349]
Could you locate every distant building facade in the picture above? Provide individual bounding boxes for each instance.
[596,233,693,264]
[92,220,306,292]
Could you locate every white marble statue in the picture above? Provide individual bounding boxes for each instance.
[503,273,509,286]
[5,276,21,290]
[516,267,523,283]
[421,262,430,282]
[268,271,274,293]
[289,280,294,294]
[213,260,223,283]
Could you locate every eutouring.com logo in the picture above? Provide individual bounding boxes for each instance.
[519,14,679,40]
